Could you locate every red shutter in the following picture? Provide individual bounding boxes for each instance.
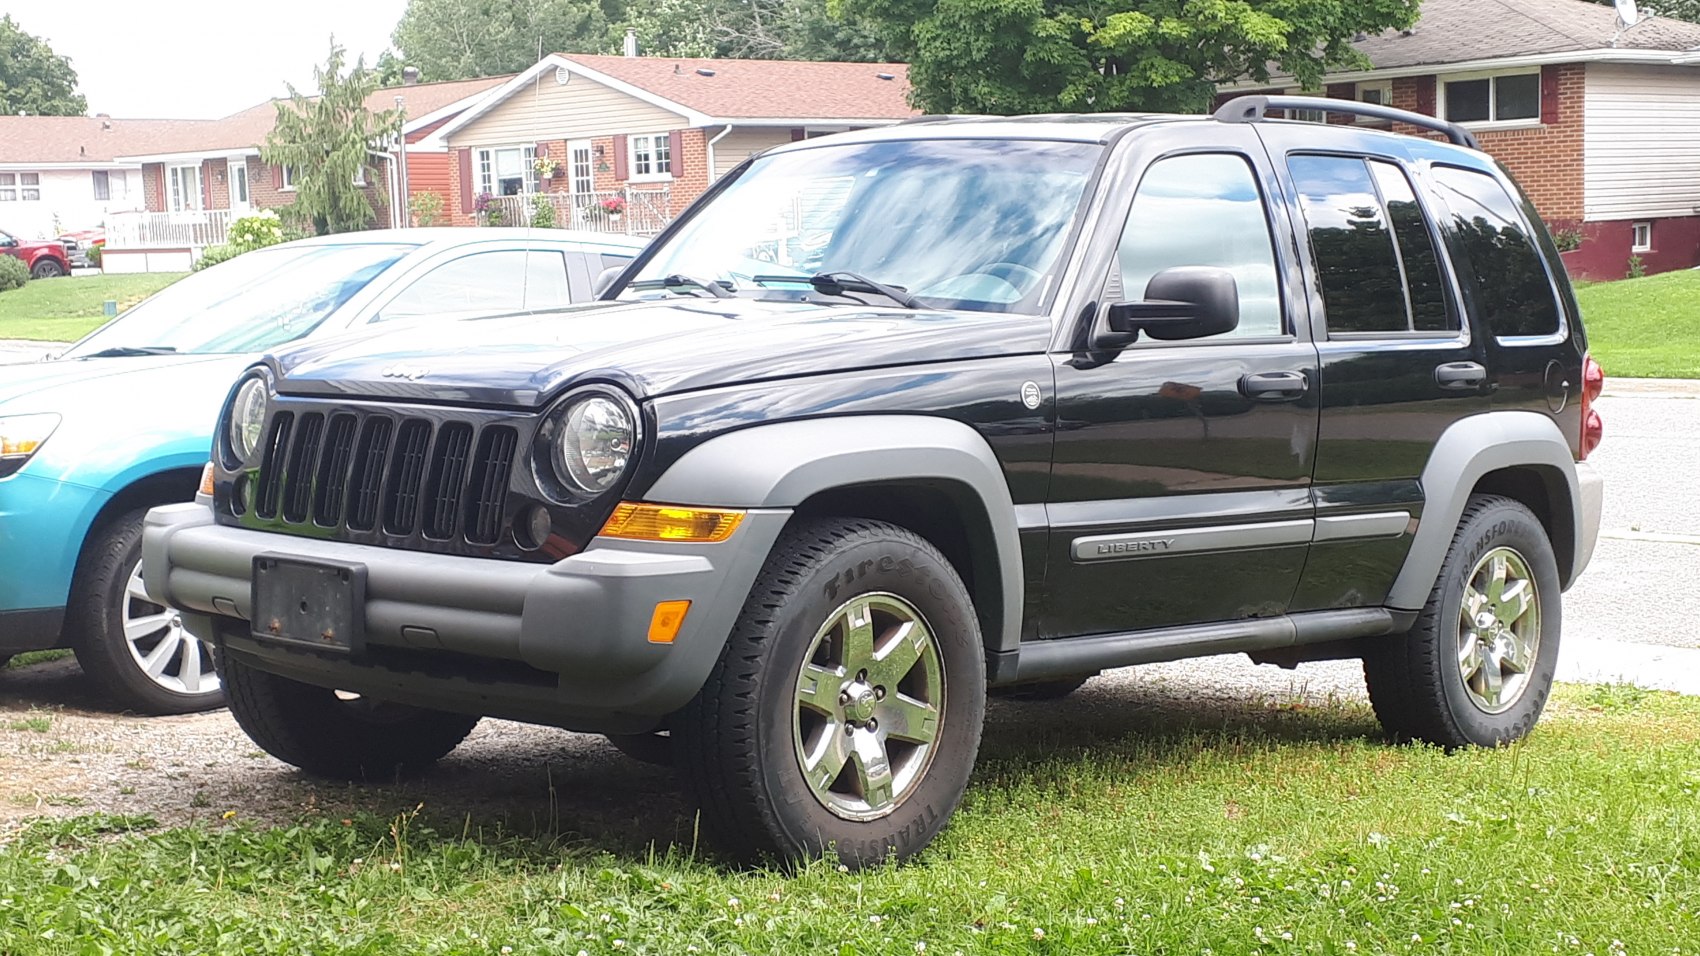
[612,136,629,181]
[1540,65,1561,125]
[790,128,806,142]
[668,129,684,177]
[1413,75,1437,117]
[457,148,474,213]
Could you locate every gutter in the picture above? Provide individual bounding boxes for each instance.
[1219,46,1700,90]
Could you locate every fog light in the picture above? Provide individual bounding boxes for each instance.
[600,503,744,543]
[514,504,553,550]
[647,600,690,644]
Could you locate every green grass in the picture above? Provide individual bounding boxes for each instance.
[3,649,72,670]
[0,273,186,342]
[1576,269,1700,379]
[2,685,1696,955]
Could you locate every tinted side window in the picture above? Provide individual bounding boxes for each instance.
[1368,161,1452,331]
[1116,153,1282,338]
[379,250,571,321]
[1289,155,1407,334]
[1429,166,1561,338]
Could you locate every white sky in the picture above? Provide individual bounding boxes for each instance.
[1,0,409,119]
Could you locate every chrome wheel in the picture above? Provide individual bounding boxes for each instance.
[1457,547,1540,714]
[122,559,219,697]
[792,592,945,822]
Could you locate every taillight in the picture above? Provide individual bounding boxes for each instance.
[1578,355,1604,460]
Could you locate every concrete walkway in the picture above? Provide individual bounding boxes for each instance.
[1557,636,1700,695]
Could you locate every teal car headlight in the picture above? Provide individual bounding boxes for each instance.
[0,413,62,478]
[227,374,269,465]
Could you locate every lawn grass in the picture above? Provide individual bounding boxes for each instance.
[0,273,186,343]
[1575,269,1700,379]
[2,684,1696,955]
[2,649,71,670]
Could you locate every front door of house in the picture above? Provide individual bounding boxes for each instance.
[568,140,594,197]
[228,160,250,213]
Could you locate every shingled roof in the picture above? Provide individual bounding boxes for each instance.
[1355,0,1700,71]
[557,54,915,120]
[0,116,220,165]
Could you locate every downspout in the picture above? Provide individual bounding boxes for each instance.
[706,124,733,183]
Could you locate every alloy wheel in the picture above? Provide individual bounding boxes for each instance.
[121,559,220,697]
[1457,547,1541,714]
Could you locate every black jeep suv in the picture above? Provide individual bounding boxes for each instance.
[144,96,1605,867]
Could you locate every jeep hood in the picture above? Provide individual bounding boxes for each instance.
[269,299,1053,407]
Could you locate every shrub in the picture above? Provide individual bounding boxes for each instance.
[1550,227,1583,253]
[193,244,242,272]
[0,255,29,291]
[228,210,286,251]
[86,245,102,268]
[409,191,443,227]
[529,198,556,229]
[1627,255,1647,280]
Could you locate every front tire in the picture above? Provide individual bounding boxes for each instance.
[223,655,480,780]
[31,259,65,279]
[676,518,986,868]
[67,510,225,715]
[1364,495,1561,748]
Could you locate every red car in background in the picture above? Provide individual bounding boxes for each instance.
[0,228,71,278]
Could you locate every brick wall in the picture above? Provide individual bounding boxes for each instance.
[444,131,713,227]
[205,159,229,211]
[247,158,292,210]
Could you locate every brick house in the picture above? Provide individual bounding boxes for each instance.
[104,75,507,271]
[427,53,916,231]
[1217,0,1700,281]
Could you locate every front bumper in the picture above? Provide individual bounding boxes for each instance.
[0,471,104,615]
[1573,458,1604,583]
[142,503,790,731]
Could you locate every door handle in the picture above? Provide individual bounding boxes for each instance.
[1435,361,1487,390]
[1239,370,1309,401]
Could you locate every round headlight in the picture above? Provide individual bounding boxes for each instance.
[555,394,634,495]
[228,376,269,464]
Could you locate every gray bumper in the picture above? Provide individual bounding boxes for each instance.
[1572,459,1604,583]
[141,503,790,728]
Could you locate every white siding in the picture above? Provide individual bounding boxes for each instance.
[450,74,688,147]
[1583,63,1700,222]
[712,128,793,178]
[0,167,142,238]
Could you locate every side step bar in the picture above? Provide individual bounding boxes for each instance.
[1002,607,1416,684]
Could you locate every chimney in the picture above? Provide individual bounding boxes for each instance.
[623,27,638,57]
[402,66,420,85]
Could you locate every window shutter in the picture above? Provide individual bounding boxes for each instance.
[790,128,806,142]
[457,148,474,213]
[667,130,684,176]
[1413,75,1437,117]
[1540,65,1561,125]
[612,136,629,181]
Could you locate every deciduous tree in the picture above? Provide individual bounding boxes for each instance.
[392,0,610,81]
[0,14,87,116]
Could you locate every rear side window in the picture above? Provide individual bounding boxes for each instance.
[379,249,572,321]
[1288,155,1457,335]
[1429,166,1562,338]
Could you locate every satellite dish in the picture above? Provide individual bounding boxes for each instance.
[1617,0,1641,27]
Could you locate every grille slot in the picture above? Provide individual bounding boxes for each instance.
[463,426,518,545]
[281,413,324,524]
[312,414,359,526]
[346,417,394,532]
[253,412,293,519]
[422,422,474,540]
[383,420,433,535]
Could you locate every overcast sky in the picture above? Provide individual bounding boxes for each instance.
[2,0,409,119]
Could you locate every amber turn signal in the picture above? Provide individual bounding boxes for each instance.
[198,461,216,497]
[600,503,744,543]
[647,600,691,644]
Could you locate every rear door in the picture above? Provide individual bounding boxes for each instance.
[1041,125,1321,639]
[1254,129,1491,610]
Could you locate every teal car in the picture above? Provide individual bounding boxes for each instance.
[0,229,644,713]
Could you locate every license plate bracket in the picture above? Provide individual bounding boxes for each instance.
[251,554,367,654]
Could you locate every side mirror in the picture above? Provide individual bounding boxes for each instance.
[0,237,17,248]
[1098,266,1239,347]
[593,265,624,298]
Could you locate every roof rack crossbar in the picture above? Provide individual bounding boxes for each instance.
[1212,94,1481,150]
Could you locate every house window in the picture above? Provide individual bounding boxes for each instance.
[168,165,203,211]
[1279,93,1328,123]
[1358,81,1392,107]
[1442,71,1540,125]
[0,172,16,202]
[93,170,111,200]
[278,165,297,190]
[628,133,673,180]
[1,172,43,202]
[476,146,539,197]
[1632,222,1652,253]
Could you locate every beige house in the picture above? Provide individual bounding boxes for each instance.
[427,52,917,232]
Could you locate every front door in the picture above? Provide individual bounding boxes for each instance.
[228,160,251,213]
[1041,127,1321,639]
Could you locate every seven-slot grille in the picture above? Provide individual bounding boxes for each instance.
[249,410,518,546]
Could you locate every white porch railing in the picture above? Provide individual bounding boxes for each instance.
[484,189,672,236]
[105,209,236,249]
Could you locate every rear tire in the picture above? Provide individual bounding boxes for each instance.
[31,259,65,279]
[676,518,986,868]
[1364,495,1561,748]
[222,654,479,779]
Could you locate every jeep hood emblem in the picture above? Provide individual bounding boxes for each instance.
[381,364,430,381]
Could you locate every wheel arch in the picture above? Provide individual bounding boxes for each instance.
[641,415,1024,657]
[74,466,204,573]
[1389,411,1582,610]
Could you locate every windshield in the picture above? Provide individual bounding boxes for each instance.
[62,243,415,358]
[624,138,1102,314]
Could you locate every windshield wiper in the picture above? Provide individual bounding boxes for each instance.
[627,274,733,299]
[78,346,178,358]
[752,272,920,309]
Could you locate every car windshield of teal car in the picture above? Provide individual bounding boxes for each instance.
[59,243,416,359]
[620,138,1101,314]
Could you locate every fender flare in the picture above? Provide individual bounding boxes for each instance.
[644,415,1025,655]
[1388,411,1581,610]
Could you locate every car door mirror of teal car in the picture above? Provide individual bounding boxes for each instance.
[1098,266,1240,348]
[593,265,624,298]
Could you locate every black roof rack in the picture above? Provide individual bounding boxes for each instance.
[1213,94,1481,150]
